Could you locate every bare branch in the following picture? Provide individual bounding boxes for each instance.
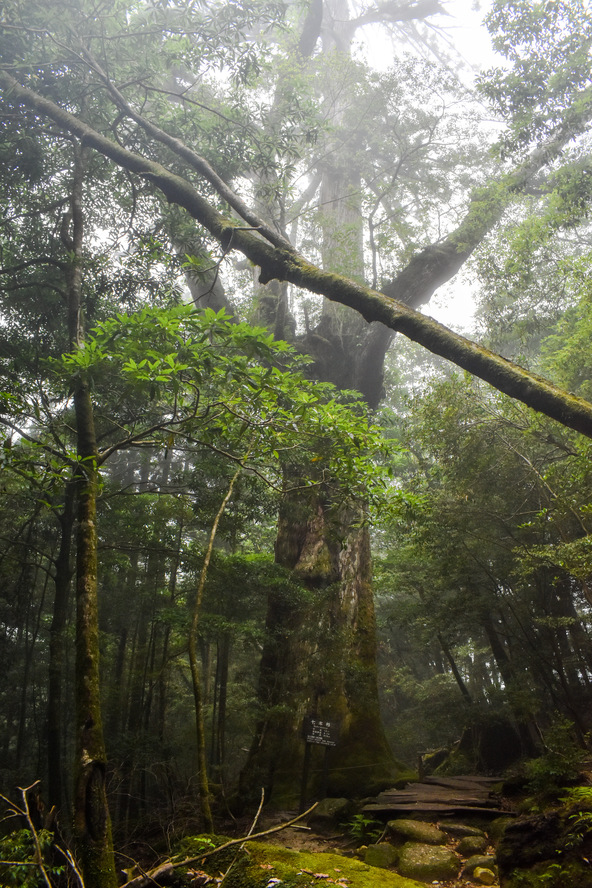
[120,802,319,888]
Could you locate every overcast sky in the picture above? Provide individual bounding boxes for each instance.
[361,0,501,333]
[421,0,501,333]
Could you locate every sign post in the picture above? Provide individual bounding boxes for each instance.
[299,716,339,812]
[303,717,339,748]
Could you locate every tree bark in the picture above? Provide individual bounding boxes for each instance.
[73,384,117,888]
[47,480,75,815]
[241,1,399,800]
[241,488,395,804]
[66,142,118,888]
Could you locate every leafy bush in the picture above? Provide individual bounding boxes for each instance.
[524,720,586,800]
[347,814,383,843]
[0,829,62,888]
[560,787,592,849]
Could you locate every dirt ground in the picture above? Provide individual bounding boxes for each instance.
[254,816,500,888]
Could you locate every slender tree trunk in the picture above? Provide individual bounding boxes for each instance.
[73,387,117,887]
[481,613,540,757]
[47,481,75,815]
[157,520,183,741]
[14,547,35,770]
[16,558,46,769]
[66,141,118,888]
[215,632,231,781]
[188,465,242,831]
[437,633,473,705]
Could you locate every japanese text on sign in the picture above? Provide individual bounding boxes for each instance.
[303,716,338,747]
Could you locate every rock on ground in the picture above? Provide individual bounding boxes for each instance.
[387,819,447,845]
[397,841,461,882]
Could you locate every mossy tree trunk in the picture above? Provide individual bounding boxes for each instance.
[241,0,400,804]
[241,488,395,805]
[72,383,117,888]
[65,142,118,888]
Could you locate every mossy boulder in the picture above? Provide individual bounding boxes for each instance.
[457,834,489,856]
[496,811,563,874]
[216,842,425,888]
[473,867,496,885]
[441,823,486,839]
[363,842,398,869]
[487,816,513,844]
[308,798,354,832]
[496,800,592,887]
[462,855,498,878]
[387,819,447,845]
[397,842,460,882]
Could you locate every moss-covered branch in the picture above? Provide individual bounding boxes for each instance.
[3,69,592,437]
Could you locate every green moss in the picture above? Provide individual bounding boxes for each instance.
[174,834,238,872]
[211,842,426,888]
[433,748,475,776]
[506,861,592,888]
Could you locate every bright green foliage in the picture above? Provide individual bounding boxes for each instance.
[2,0,592,862]
[53,304,396,504]
[0,830,61,888]
[542,273,592,400]
[481,0,592,158]
[348,814,383,844]
[562,787,592,849]
[374,359,592,761]
[2,303,396,511]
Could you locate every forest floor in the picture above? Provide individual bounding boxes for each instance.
[251,811,504,888]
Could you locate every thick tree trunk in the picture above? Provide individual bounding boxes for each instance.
[240,488,396,805]
[242,4,398,804]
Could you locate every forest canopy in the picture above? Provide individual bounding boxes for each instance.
[2,0,592,886]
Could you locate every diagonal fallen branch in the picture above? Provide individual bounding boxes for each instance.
[3,68,592,437]
[121,802,319,888]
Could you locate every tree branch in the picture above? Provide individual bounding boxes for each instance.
[4,69,592,437]
[120,803,319,888]
[74,43,292,251]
